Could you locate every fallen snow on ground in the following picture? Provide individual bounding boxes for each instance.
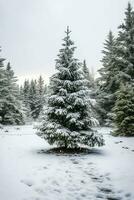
[0,125,134,200]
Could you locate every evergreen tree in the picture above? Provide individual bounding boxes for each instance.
[113,83,134,136]
[21,79,32,120]
[97,31,117,125]
[0,49,6,123]
[29,79,39,119]
[0,62,24,124]
[82,60,99,124]
[99,31,117,93]
[23,79,30,108]
[37,27,104,149]
[19,85,24,101]
[82,60,94,89]
[115,2,134,85]
[97,3,134,126]
[19,83,30,122]
[36,75,45,118]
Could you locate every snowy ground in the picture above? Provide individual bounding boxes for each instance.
[0,125,134,200]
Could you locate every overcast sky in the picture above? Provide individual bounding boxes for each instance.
[0,0,134,84]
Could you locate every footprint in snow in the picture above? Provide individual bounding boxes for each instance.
[99,187,113,194]
[91,176,103,183]
[106,195,122,200]
[115,141,123,144]
[101,173,111,182]
[96,193,106,199]
[96,187,122,200]
[80,193,87,198]
[80,180,86,184]
[84,171,93,176]
[43,166,48,169]
[53,188,61,193]
[70,158,79,164]
[122,146,129,150]
[21,179,34,187]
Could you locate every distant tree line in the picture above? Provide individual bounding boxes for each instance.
[20,76,47,120]
[0,52,47,124]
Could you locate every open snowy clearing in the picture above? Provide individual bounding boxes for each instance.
[0,125,134,200]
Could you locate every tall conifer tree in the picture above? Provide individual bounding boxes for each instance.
[0,49,6,123]
[97,31,117,125]
[82,60,94,89]
[113,83,134,136]
[36,75,45,118]
[37,27,104,148]
[115,2,134,85]
[0,62,24,124]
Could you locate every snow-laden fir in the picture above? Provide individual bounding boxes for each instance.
[113,83,134,136]
[37,27,104,148]
[0,58,24,125]
[96,3,134,128]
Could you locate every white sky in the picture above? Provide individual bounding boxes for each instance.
[0,0,134,84]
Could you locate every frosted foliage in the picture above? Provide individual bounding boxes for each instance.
[113,84,134,136]
[0,61,24,125]
[96,3,134,126]
[37,27,104,148]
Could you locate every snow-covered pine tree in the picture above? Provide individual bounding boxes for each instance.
[115,2,134,86]
[23,79,30,108]
[35,75,46,118]
[111,3,134,134]
[0,49,6,123]
[19,85,24,101]
[29,79,39,119]
[82,60,99,125]
[0,62,24,124]
[113,83,134,136]
[37,27,104,149]
[82,60,95,89]
[38,76,44,96]
[21,79,32,120]
[97,31,117,125]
